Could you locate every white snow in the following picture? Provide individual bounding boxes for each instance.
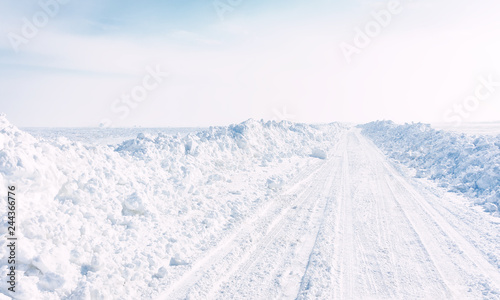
[0,115,345,299]
[310,148,327,160]
[433,122,500,136]
[2,115,500,299]
[361,121,500,215]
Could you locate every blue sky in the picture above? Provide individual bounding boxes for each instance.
[1,0,500,127]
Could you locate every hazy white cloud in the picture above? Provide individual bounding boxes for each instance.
[1,0,499,126]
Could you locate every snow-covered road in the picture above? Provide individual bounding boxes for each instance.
[158,129,500,299]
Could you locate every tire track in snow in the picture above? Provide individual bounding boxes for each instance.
[299,130,474,299]
[156,165,323,299]
[209,177,326,299]
[158,128,500,299]
[357,130,459,298]
[383,173,458,298]
[278,163,337,299]
[294,132,354,300]
[363,138,415,299]
[358,131,447,298]
[393,172,500,288]
[156,137,344,299]
[359,129,500,297]
[293,152,344,299]
[331,134,352,299]
[208,139,345,299]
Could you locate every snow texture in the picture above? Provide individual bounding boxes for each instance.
[361,121,500,215]
[0,114,345,299]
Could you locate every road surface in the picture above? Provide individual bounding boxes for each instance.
[157,129,500,299]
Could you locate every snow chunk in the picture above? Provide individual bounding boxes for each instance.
[153,267,168,278]
[311,148,327,160]
[169,256,189,266]
[37,273,65,291]
[122,192,148,215]
[484,203,498,213]
[267,176,284,190]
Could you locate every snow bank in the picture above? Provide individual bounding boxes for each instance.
[361,121,500,214]
[0,115,345,299]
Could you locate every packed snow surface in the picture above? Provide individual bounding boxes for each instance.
[361,121,500,215]
[1,116,500,299]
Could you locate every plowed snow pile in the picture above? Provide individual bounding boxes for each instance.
[0,115,345,299]
[361,121,500,215]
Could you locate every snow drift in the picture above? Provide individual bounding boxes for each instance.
[361,121,500,215]
[0,115,345,299]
